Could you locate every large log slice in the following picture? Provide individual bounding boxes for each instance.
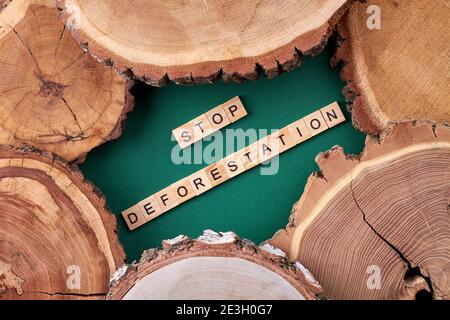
[56,0,351,86]
[332,0,450,134]
[0,145,125,299]
[108,230,322,300]
[0,0,134,163]
[271,121,450,299]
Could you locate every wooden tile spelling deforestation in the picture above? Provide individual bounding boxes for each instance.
[271,121,450,300]
[56,0,351,85]
[0,0,134,162]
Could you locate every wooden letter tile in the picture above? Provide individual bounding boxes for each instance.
[138,195,164,222]
[154,186,180,212]
[237,143,261,170]
[205,162,229,187]
[287,118,312,144]
[191,114,214,142]
[303,110,328,136]
[254,135,278,163]
[122,206,147,231]
[268,128,296,155]
[223,97,247,123]
[221,153,247,178]
[172,124,194,149]
[171,178,196,204]
[205,105,231,131]
[320,102,346,128]
[189,169,214,195]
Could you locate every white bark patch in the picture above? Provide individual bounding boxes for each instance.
[294,262,321,288]
[163,235,188,246]
[109,265,128,286]
[259,243,286,258]
[0,259,24,295]
[197,230,237,244]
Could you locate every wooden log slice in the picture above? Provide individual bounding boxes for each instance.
[56,0,351,86]
[332,1,450,134]
[0,0,134,163]
[0,144,126,299]
[271,121,450,299]
[107,230,322,300]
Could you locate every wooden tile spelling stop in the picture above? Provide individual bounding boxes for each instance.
[172,97,247,149]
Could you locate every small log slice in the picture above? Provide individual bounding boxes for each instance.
[332,1,450,134]
[0,144,125,299]
[108,230,322,300]
[0,0,134,163]
[57,0,351,86]
[271,121,450,300]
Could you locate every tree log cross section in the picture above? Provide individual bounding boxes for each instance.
[271,121,450,300]
[333,0,450,134]
[0,145,125,300]
[108,231,323,300]
[0,0,134,162]
[57,0,351,85]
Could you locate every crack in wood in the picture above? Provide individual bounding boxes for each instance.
[10,25,42,75]
[349,177,434,298]
[27,291,107,298]
[59,24,66,41]
[60,97,84,137]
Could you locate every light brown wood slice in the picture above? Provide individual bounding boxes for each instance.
[332,1,450,134]
[0,144,126,299]
[56,0,351,86]
[270,121,450,300]
[107,230,322,300]
[0,0,134,163]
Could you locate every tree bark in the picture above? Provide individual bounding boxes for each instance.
[0,144,126,299]
[271,121,450,299]
[332,0,450,134]
[56,0,351,86]
[0,0,134,163]
[108,230,322,300]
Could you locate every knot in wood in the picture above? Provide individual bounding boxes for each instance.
[37,77,67,99]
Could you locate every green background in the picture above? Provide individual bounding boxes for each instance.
[80,48,366,261]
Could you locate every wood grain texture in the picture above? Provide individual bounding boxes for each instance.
[56,0,351,86]
[0,0,134,163]
[0,144,126,299]
[107,230,322,300]
[332,0,450,134]
[271,121,450,299]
